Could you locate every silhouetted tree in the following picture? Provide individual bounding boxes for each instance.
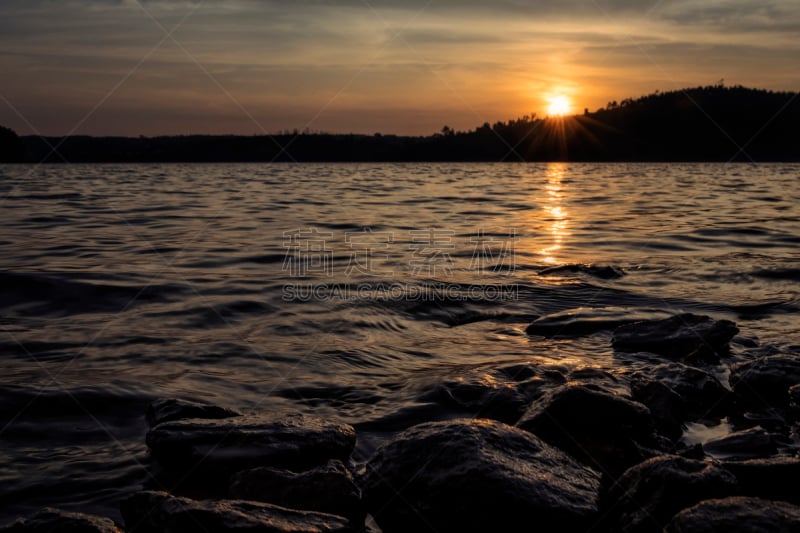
[0,125,25,163]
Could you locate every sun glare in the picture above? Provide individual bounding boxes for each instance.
[547,95,571,117]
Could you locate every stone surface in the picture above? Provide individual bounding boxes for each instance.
[362,418,601,533]
[0,508,122,533]
[606,455,738,533]
[229,460,363,523]
[146,397,242,427]
[665,496,800,533]
[146,414,356,476]
[721,457,800,505]
[613,314,738,359]
[121,491,353,533]
[630,379,686,440]
[703,426,777,459]
[526,307,670,337]
[730,355,800,407]
[421,372,530,424]
[516,384,658,475]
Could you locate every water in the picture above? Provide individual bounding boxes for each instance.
[1,162,799,524]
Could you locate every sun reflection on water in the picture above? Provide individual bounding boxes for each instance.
[539,163,570,264]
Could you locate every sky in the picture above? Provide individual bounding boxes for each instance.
[0,0,798,136]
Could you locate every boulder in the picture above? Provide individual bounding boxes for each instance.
[703,427,777,459]
[665,496,800,533]
[730,355,800,407]
[790,384,800,418]
[421,373,529,424]
[526,307,670,337]
[362,418,601,533]
[606,455,738,533]
[146,414,356,477]
[0,509,122,533]
[229,460,363,524]
[613,314,738,359]
[516,384,658,475]
[120,491,353,533]
[630,379,686,440]
[721,457,800,504]
[146,397,242,427]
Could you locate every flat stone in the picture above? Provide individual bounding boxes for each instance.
[703,426,776,459]
[730,355,800,407]
[362,418,601,533]
[613,314,738,359]
[666,496,800,533]
[229,460,363,524]
[0,509,122,533]
[607,455,738,533]
[516,384,658,475]
[146,414,356,477]
[146,397,242,427]
[120,491,353,533]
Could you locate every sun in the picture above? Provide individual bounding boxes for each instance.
[547,95,572,117]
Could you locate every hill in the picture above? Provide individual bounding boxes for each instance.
[6,85,800,163]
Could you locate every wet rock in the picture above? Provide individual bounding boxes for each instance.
[362,418,600,533]
[538,263,625,279]
[146,414,356,478]
[421,373,529,424]
[703,426,777,459]
[665,496,800,533]
[0,508,123,533]
[120,491,353,533]
[630,363,730,439]
[229,460,363,524]
[526,307,670,337]
[721,457,800,505]
[730,355,800,407]
[146,397,242,427]
[606,455,738,533]
[613,314,738,359]
[516,384,658,476]
[790,385,800,418]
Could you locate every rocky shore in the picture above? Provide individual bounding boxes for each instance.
[3,313,799,532]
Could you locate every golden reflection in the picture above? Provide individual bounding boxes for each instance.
[538,163,570,265]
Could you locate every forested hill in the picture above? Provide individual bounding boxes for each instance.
[5,85,800,163]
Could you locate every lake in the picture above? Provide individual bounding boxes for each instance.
[1,162,799,524]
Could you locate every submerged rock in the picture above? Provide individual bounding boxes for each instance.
[703,426,777,459]
[721,457,800,505]
[0,508,123,533]
[606,455,738,533]
[146,414,356,477]
[146,397,242,427]
[612,314,738,359]
[121,491,353,533]
[362,418,601,533]
[665,496,800,533]
[229,460,363,524]
[730,355,800,407]
[516,384,658,476]
[538,263,625,279]
[525,307,670,337]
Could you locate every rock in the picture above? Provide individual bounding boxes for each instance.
[630,363,731,439]
[630,379,686,440]
[0,508,123,533]
[526,307,670,337]
[421,372,530,424]
[146,414,356,478]
[516,384,658,476]
[730,355,800,407]
[146,397,242,427]
[538,263,625,279]
[362,418,601,533]
[665,496,800,533]
[790,384,800,418]
[120,491,353,533]
[721,457,800,504]
[703,426,777,459]
[613,314,738,359]
[229,460,363,524]
[606,455,738,533]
